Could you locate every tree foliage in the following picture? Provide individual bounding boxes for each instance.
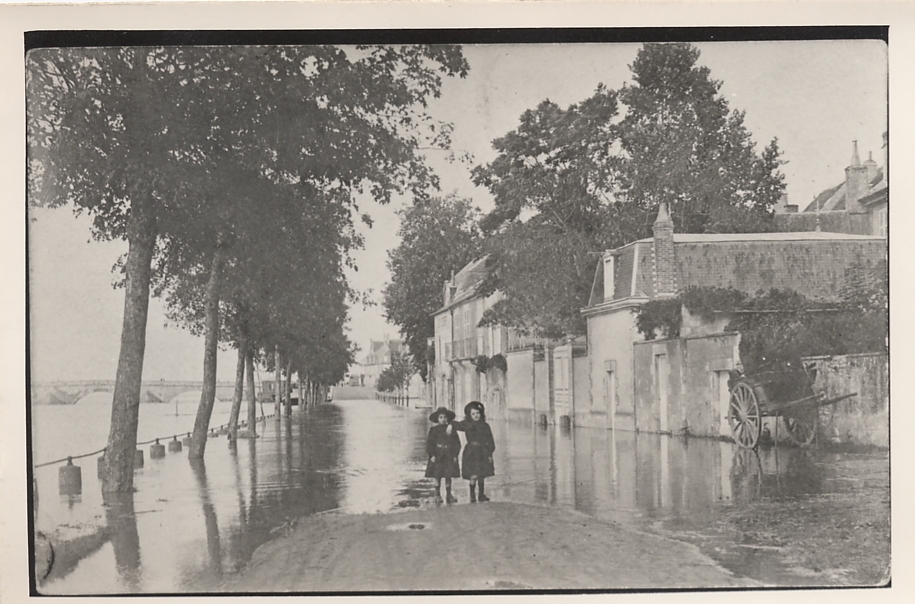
[28,43,468,483]
[477,219,593,336]
[375,349,415,392]
[382,195,481,380]
[470,42,787,339]
[617,43,785,234]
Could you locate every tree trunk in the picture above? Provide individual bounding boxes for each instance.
[274,347,282,418]
[102,198,158,492]
[245,348,257,435]
[298,375,304,413]
[188,242,226,459]
[284,359,293,417]
[227,340,246,441]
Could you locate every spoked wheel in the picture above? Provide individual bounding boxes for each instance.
[784,407,817,445]
[729,381,761,449]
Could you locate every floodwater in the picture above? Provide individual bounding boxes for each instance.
[31,397,889,593]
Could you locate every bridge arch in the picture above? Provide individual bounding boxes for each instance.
[73,389,113,404]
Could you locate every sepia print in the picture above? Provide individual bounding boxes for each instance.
[22,24,889,595]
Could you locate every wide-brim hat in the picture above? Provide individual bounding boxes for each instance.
[464,401,485,417]
[430,407,456,422]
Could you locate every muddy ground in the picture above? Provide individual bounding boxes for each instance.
[640,448,890,587]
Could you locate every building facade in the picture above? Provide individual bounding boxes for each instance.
[582,203,886,436]
[430,258,509,416]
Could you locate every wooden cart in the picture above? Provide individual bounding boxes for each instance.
[727,366,856,449]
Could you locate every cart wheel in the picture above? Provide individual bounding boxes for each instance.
[729,382,761,449]
[784,409,817,446]
[730,447,763,502]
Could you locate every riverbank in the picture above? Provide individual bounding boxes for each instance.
[227,501,757,592]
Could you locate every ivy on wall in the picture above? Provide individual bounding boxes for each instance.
[633,263,887,375]
[471,353,508,374]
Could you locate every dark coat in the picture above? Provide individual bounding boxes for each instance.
[425,423,461,478]
[453,419,495,479]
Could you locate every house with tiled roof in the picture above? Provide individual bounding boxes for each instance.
[775,137,887,238]
[580,203,886,436]
[430,257,509,415]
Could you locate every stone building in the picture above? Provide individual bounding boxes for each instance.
[430,258,508,416]
[775,137,887,238]
[582,203,886,437]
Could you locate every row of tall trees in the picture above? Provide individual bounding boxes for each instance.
[383,42,788,372]
[28,44,468,491]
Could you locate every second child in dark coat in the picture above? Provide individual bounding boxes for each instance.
[425,407,461,504]
[449,401,495,503]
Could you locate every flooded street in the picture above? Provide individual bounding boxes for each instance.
[34,398,889,593]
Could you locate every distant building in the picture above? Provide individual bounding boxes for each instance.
[775,136,887,238]
[582,203,886,437]
[356,336,405,388]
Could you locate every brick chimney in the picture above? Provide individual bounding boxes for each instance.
[652,202,677,298]
[443,269,457,305]
[864,151,879,183]
[845,140,868,214]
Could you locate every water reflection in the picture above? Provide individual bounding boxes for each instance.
[188,459,222,578]
[101,491,142,592]
[491,420,832,526]
[37,399,848,594]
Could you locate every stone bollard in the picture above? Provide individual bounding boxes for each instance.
[58,457,82,496]
[134,449,144,469]
[182,433,193,447]
[150,438,166,459]
[168,436,182,453]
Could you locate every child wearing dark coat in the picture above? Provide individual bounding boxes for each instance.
[448,401,495,503]
[425,407,461,504]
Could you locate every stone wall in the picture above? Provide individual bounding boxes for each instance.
[633,334,739,437]
[534,356,551,421]
[506,349,535,424]
[572,354,591,425]
[482,367,507,421]
[805,353,889,447]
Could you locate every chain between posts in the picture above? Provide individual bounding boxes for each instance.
[33,413,277,468]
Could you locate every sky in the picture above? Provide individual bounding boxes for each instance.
[28,39,888,383]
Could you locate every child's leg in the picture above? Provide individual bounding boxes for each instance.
[434,477,443,502]
[478,477,489,502]
[445,477,456,503]
[468,478,477,502]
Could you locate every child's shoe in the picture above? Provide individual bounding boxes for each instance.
[446,492,458,504]
[478,494,490,502]
[434,493,443,504]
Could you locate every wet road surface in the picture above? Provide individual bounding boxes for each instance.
[34,398,889,593]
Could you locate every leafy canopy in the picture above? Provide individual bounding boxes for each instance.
[382,194,481,380]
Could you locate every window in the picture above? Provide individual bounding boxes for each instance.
[603,254,615,301]
[877,207,887,238]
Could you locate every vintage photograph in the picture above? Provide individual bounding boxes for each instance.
[23,26,889,595]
